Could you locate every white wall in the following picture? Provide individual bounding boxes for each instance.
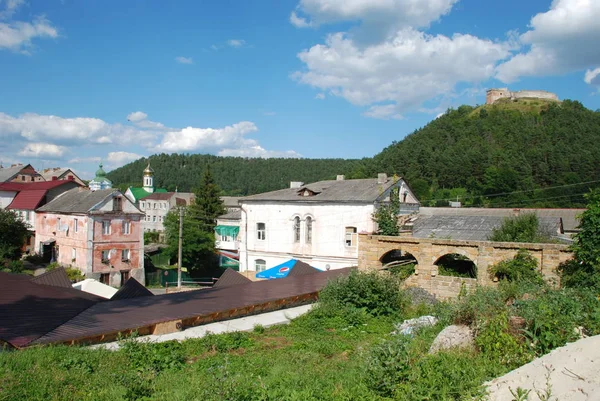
[238,202,375,272]
[0,191,16,209]
[140,199,170,232]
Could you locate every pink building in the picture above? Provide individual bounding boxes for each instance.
[35,188,145,287]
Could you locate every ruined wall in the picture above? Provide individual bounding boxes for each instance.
[358,235,572,300]
[486,88,559,105]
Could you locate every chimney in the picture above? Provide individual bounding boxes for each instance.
[336,175,345,181]
[290,181,304,189]
[377,173,388,184]
[52,176,58,181]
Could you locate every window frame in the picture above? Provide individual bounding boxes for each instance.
[102,220,111,235]
[121,249,130,262]
[293,216,301,243]
[345,226,357,247]
[306,216,313,244]
[74,218,78,233]
[257,222,266,241]
[101,249,110,263]
[122,220,131,235]
[255,259,266,272]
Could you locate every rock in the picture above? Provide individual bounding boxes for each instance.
[392,315,438,336]
[429,325,474,354]
[404,287,438,306]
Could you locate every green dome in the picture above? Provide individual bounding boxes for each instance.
[95,163,107,178]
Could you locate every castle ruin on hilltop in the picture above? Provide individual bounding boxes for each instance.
[486,88,559,105]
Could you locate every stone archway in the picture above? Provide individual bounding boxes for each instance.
[434,253,477,278]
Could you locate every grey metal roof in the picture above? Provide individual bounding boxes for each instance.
[287,261,322,277]
[0,165,24,182]
[411,214,562,241]
[241,178,398,203]
[221,196,243,208]
[218,210,241,220]
[37,188,141,214]
[418,207,583,232]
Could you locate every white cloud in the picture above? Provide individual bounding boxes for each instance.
[294,29,510,117]
[175,56,193,64]
[154,121,259,153]
[106,151,143,168]
[584,67,600,89]
[218,146,302,158]
[127,111,147,122]
[0,15,58,53]
[290,11,312,28]
[19,142,66,158]
[315,93,325,99]
[292,0,458,36]
[496,0,600,83]
[227,39,246,48]
[0,0,25,19]
[68,156,102,164]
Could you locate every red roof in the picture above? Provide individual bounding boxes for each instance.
[0,180,81,191]
[7,190,47,210]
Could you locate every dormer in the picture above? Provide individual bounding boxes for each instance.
[297,187,320,197]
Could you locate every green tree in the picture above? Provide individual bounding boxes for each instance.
[164,168,225,272]
[373,188,400,236]
[0,209,28,262]
[488,213,551,243]
[560,190,600,289]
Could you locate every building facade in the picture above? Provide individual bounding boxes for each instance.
[139,192,194,233]
[0,164,44,183]
[41,167,86,186]
[35,188,145,287]
[237,174,419,273]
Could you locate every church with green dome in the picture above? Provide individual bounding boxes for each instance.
[124,163,167,204]
[88,163,112,191]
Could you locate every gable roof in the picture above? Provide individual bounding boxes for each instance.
[241,178,401,203]
[0,180,80,192]
[142,192,176,201]
[31,267,72,289]
[286,260,322,277]
[128,187,168,202]
[0,272,104,348]
[111,278,154,300]
[37,188,140,214]
[40,168,81,182]
[213,268,252,288]
[0,164,37,182]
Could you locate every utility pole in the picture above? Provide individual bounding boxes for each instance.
[177,207,184,290]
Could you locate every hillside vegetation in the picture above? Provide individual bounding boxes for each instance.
[108,99,600,207]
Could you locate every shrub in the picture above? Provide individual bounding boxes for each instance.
[318,270,407,317]
[488,213,552,243]
[365,335,412,396]
[475,313,533,368]
[388,262,415,280]
[202,331,253,353]
[490,249,545,285]
[2,259,24,274]
[451,286,507,328]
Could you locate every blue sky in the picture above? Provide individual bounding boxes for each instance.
[1,0,599,179]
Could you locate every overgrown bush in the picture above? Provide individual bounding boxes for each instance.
[388,262,415,280]
[475,313,533,368]
[490,249,545,285]
[451,286,507,328]
[488,213,552,243]
[318,270,407,317]
[45,262,85,282]
[201,331,253,353]
[2,259,24,274]
[365,335,412,396]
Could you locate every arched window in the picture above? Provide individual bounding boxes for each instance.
[305,217,312,243]
[293,216,301,242]
[255,259,266,272]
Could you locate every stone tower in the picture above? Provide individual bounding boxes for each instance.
[143,163,154,193]
[486,88,510,104]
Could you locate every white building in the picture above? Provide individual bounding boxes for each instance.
[237,174,419,273]
[139,192,193,233]
[88,163,112,191]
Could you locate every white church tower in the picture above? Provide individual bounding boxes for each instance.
[143,163,154,193]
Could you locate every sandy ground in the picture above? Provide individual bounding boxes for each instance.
[485,335,600,400]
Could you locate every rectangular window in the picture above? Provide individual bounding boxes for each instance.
[101,250,110,263]
[100,273,110,285]
[122,220,131,235]
[121,249,130,261]
[113,197,122,211]
[345,227,357,247]
[257,222,266,241]
[306,217,313,244]
[153,216,156,222]
[293,217,300,243]
[74,218,78,233]
[120,270,130,285]
[57,217,61,232]
[71,248,76,262]
[255,259,266,272]
[102,220,111,235]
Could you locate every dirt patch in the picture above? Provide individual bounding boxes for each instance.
[256,336,291,350]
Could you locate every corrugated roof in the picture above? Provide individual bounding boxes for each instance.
[241,178,399,203]
[7,189,47,210]
[31,267,72,288]
[411,214,562,241]
[212,268,252,288]
[142,192,176,201]
[0,272,104,348]
[128,187,168,202]
[0,180,80,192]
[418,207,583,232]
[221,196,242,208]
[111,278,154,300]
[33,268,351,346]
[287,260,322,277]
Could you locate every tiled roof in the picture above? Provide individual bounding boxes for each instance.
[212,268,252,288]
[37,188,141,214]
[241,178,399,203]
[142,192,176,201]
[0,180,80,192]
[111,278,154,300]
[287,261,322,277]
[218,210,241,220]
[0,272,104,348]
[31,267,73,289]
[7,190,47,210]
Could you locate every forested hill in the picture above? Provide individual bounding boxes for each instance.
[364,99,600,207]
[108,98,600,206]
[106,154,363,195]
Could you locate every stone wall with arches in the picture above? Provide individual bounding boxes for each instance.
[359,234,572,300]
